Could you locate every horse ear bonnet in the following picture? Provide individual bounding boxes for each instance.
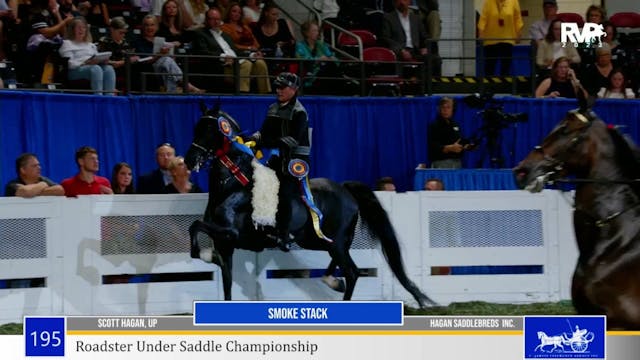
[274,72,300,88]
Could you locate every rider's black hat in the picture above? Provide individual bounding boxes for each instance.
[273,72,300,89]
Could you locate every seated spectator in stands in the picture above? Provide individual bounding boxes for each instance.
[157,0,194,45]
[428,96,474,169]
[374,176,396,192]
[77,0,109,27]
[132,0,153,14]
[242,0,262,24]
[111,162,135,194]
[183,0,209,28]
[535,56,587,99]
[582,44,614,96]
[5,153,65,197]
[424,178,444,191]
[134,14,203,93]
[58,0,80,19]
[535,19,580,74]
[192,7,270,93]
[221,3,262,54]
[61,146,113,196]
[97,17,137,89]
[58,16,117,95]
[477,0,523,76]
[295,19,340,92]
[137,143,175,194]
[212,0,231,18]
[251,2,295,59]
[0,0,18,61]
[337,0,392,36]
[27,0,73,85]
[381,0,428,63]
[529,0,557,45]
[577,4,607,68]
[596,68,635,99]
[601,21,628,70]
[416,0,441,62]
[165,156,202,193]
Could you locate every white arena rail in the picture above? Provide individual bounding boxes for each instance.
[0,191,578,324]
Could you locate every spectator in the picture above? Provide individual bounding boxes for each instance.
[535,56,586,99]
[578,4,607,68]
[137,143,175,194]
[585,4,606,24]
[150,0,166,17]
[58,0,80,19]
[477,0,523,76]
[601,21,628,70]
[61,146,113,196]
[133,14,203,93]
[111,162,135,194]
[424,178,444,191]
[242,0,262,24]
[76,0,109,27]
[165,156,203,193]
[251,2,295,59]
[183,0,209,28]
[4,153,65,197]
[192,7,270,93]
[157,0,194,45]
[0,0,18,61]
[428,97,474,169]
[374,176,396,191]
[596,68,635,99]
[295,20,340,92]
[535,19,580,73]
[213,0,232,18]
[58,16,117,95]
[26,0,73,85]
[97,17,137,90]
[582,44,614,96]
[416,0,441,64]
[381,0,428,63]
[221,2,261,53]
[529,0,557,44]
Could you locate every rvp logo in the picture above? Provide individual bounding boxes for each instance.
[561,22,606,47]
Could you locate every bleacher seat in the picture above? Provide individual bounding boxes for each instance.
[337,29,377,58]
[362,47,403,96]
[556,13,585,27]
[609,12,640,29]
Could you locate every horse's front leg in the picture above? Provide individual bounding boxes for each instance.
[189,220,225,266]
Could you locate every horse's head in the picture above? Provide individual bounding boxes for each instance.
[185,105,242,172]
[513,106,602,192]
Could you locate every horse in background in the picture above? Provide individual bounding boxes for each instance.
[184,106,434,307]
[513,96,640,329]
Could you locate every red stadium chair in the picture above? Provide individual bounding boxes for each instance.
[556,13,585,27]
[609,12,640,28]
[362,47,403,96]
[337,30,378,58]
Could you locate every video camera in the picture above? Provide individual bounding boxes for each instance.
[463,93,528,130]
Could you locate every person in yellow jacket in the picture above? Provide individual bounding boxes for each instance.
[477,0,523,76]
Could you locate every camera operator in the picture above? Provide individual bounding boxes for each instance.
[425,97,475,169]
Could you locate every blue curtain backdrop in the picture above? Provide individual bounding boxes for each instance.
[1,91,639,193]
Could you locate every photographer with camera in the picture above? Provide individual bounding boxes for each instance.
[426,97,475,169]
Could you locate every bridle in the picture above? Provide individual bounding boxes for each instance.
[533,109,640,226]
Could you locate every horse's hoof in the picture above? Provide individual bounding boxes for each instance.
[322,275,345,293]
[190,242,201,259]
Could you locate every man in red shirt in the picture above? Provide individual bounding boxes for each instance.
[61,146,113,196]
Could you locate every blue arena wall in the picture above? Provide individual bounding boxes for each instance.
[1,91,640,192]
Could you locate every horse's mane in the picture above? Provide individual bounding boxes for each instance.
[607,125,640,194]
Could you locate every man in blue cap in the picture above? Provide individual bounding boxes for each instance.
[249,72,310,251]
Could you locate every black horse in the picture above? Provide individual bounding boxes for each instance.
[513,99,640,329]
[185,107,434,307]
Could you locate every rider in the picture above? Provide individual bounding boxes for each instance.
[248,72,310,252]
[571,325,587,341]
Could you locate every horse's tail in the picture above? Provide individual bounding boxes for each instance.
[341,181,436,308]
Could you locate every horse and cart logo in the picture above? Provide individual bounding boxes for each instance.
[534,325,595,353]
[524,316,605,359]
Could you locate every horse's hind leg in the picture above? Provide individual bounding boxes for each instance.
[321,259,346,293]
[328,245,359,300]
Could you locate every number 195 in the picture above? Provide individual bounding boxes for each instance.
[30,331,62,347]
